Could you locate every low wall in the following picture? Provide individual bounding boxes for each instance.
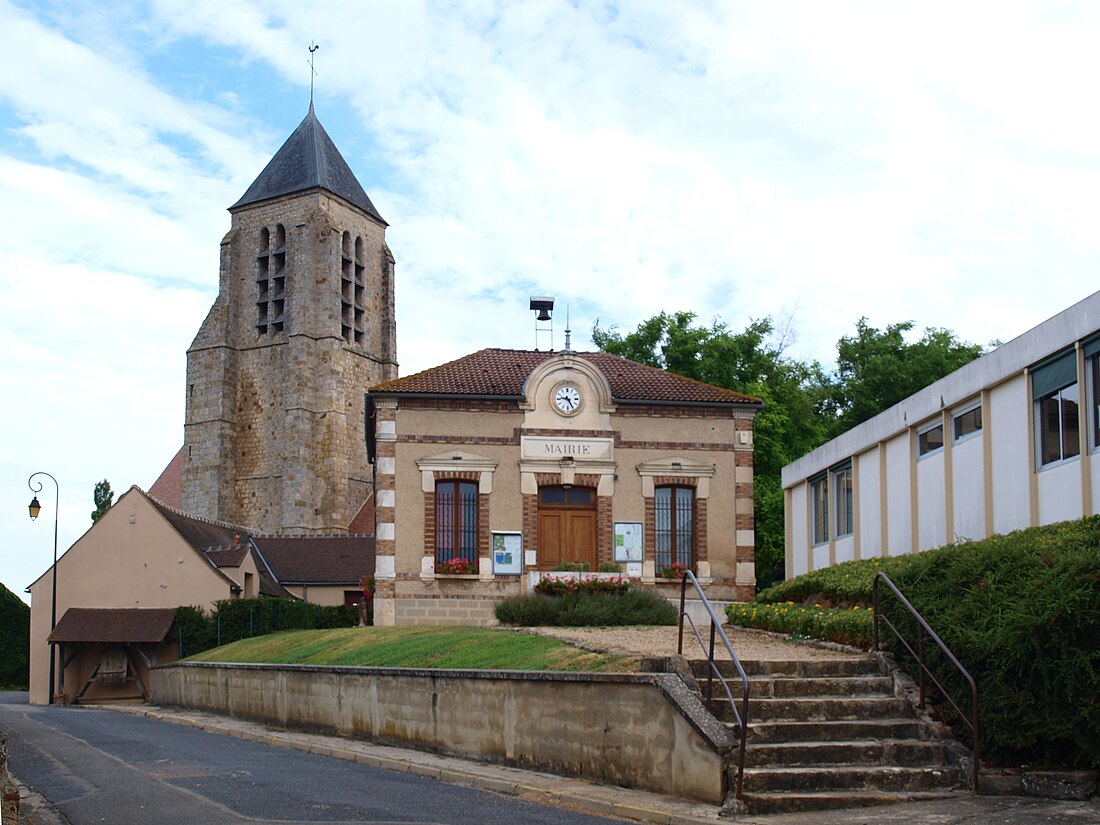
[151,663,734,803]
[1,733,19,825]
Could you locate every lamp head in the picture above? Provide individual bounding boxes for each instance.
[28,496,41,521]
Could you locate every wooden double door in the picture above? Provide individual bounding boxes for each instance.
[537,486,597,570]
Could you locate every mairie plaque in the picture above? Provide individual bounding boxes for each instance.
[520,436,613,461]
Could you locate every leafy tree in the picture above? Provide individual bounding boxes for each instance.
[593,312,832,588]
[594,312,983,590]
[828,319,984,435]
[0,581,30,689]
[91,479,114,524]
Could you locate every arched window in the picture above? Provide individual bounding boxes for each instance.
[256,227,271,334]
[655,485,694,573]
[340,233,365,346]
[270,224,285,333]
[435,480,478,570]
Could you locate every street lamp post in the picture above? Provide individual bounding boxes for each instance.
[28,471,59,705]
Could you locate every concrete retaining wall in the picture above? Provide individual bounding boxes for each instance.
[151,663,734,803]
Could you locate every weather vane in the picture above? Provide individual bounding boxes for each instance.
[308,41,320,105]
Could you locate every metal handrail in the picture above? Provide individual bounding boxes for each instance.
[677,571,750,804]
[873,571,980,794]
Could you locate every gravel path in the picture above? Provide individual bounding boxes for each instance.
[522,625,862,661]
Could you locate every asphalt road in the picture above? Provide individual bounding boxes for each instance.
[0,692,622,825]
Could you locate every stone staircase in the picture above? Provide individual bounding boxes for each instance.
[691,656,965,814]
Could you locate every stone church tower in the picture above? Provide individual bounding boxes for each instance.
[182,104,397,534]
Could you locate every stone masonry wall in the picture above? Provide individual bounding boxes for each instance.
[183,190,395,534]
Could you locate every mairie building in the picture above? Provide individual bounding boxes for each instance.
[367,347,761,625]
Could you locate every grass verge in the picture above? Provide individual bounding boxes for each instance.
[184,626,638,672]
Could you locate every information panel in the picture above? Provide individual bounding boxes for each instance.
[491,531,523,575]
[613,522,643,562]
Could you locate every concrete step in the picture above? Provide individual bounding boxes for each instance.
[742,789,965,815]
[714,695,909,723]
[743,739,947,768]
[744,718,923,744]
[742,764,960,794]
[745,675,894,697]
[692,657,880,679]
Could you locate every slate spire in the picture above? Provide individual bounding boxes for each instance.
[231,105,385,224]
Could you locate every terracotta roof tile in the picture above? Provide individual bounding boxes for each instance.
[369,349,761,406]
[148,446,184,510]
[252,536,374,585]
[347,495,375,535]
[48,607,176,644]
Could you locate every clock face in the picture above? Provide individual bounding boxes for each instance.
[554,385,581,414]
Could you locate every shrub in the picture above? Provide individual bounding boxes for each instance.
[597,562,622,573]
[726,602,873,648]
[551,562,591,572]
[174,605,216,658]
[495,586,676,627]
[880,519,1100,768]
[755,553,927,606]
[745,516,1100,769]
[534,576,630,597]
[554,588,677,626]
[494,594,559,626]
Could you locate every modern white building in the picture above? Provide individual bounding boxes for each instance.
[782,290,1100,579]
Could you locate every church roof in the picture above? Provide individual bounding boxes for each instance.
[231,103,386,224]
[148,446,184,509]
[369,348,762,406]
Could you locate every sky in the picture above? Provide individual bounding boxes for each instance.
[3,0,1100,604]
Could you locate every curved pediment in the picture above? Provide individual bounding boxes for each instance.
[520,353,614,430]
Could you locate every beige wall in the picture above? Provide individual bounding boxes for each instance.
[27,489,238,704]
[151,662,733,804]
[283,584,359,607]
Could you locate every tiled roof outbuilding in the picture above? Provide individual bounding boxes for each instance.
[252,536,375,585]
[48,607,177,644]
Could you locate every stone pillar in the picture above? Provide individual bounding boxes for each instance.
[373,398,398,625]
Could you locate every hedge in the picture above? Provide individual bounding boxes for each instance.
[495,585,677,627]
[726,602,873,648]
[176,598,359,657]
[731,516,1100,769]
[0,582,30,689]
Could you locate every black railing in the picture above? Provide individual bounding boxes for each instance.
[677,571,750,805]
[873,571,979,794]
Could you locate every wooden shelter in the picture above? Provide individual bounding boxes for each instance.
[47,607,177,704]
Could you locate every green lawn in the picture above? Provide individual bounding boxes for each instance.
[184,626,637,672]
